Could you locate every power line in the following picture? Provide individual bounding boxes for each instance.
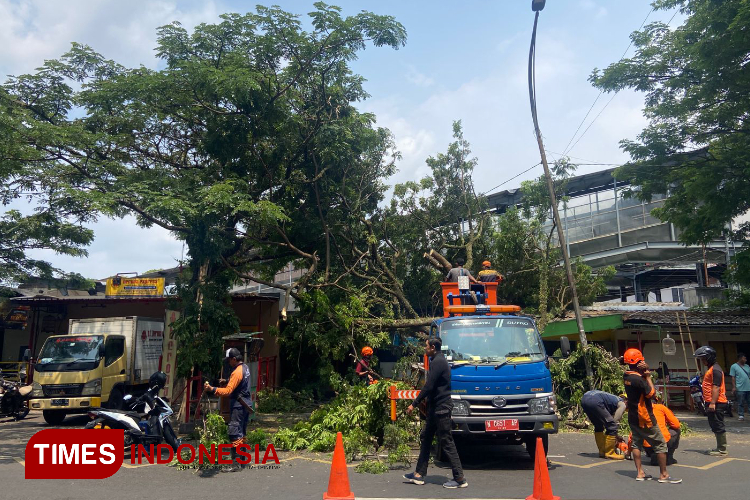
[560,7,655,156]
[482,162,541,196]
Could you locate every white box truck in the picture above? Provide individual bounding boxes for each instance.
[30,317,165,425]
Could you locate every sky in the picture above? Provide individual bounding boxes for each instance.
[0,0,682,280]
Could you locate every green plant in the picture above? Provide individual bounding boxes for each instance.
[271,380,420,461]
[256,388,313,414]
[355,460,388,474]
[550,344,625,421]
[246,428,270,450]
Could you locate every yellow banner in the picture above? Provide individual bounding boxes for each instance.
[105,277,165,297]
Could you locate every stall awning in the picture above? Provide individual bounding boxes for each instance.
[542,314,623,338]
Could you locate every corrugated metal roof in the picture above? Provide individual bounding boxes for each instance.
[622,310,750,327]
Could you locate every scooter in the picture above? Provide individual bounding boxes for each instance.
[85,372,181,452]
[0,368,32,421]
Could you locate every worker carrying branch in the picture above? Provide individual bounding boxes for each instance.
[204,348,254,472]
[477,260,503,283]
[355,346,379,385]
[580,390,625,460]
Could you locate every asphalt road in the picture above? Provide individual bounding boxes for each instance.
[2,411,750,500]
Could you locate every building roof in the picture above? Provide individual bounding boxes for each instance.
[622,310,750,327]
[10,292,279,304]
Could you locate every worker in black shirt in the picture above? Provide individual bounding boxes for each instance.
[403,338,467,489]
[622,348,681,484]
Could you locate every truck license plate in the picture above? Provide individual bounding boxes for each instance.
[51,399,69,406]
[485,419,519,432]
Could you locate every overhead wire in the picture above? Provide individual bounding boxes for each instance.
[560,7,655,156]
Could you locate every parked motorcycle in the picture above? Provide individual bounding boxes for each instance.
[85,371,180,452]
[0,368,32,420]
[689,373,734,416]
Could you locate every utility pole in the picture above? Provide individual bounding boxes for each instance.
[528,0,593,385]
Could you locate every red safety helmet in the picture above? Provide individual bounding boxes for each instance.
[482,260,491,267]
[361,346,373,357]
[623,348,644,365]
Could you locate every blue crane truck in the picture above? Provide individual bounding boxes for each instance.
[428,281,567,460]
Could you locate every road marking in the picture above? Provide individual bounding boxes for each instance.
[121,461,156,469]
[357,498,524,500]
[673,457,750,470]
[550,459,619,469]
[278,456,356,468]
[13,458,24,467]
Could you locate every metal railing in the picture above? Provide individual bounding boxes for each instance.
[0,361,31,383]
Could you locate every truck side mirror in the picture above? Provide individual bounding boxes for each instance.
[560,337,571,358]
[23,348,31,361]
[99,344,106,358]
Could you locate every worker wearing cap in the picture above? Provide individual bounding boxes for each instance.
[477,260,503,283]
[580,390,625,460]
[622,348,681,484]
[694,346,729,456]
[204,348,253,472]
[356,347,377,385]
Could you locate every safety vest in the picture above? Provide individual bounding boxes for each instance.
[702,365,728,404]
[230,363,253,410]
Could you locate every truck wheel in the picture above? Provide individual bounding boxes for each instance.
[42,410,67,426]
[525,434,549,460]
[108,388,124,410]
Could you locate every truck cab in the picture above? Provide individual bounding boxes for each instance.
[30,333,126,425]
[431,282,558,458]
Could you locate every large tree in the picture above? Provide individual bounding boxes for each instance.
[590,0,750,285]
[0,3,407,375]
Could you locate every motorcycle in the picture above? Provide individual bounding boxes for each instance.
[0,368,32,421]
[689,373,734,416]
[85,372,181,452]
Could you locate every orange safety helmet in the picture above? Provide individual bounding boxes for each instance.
[482,260,491,267]
[623,348,644,365]
[361,346,373,357]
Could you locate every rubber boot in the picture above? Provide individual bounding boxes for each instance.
[604,435,624,460]
[594,432,606,458]
[708,433,728,456]
[222,447,243,472]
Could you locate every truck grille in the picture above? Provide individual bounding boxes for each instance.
[465,395,533,416]
[43,384,84,397]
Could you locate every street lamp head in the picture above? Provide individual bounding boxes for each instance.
[532,0,546,12]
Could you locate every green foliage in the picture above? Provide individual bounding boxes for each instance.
[355,460,388,474]
[201,412,230,450]
[246,429,270,450]
[550,344,625,420]
[256,388,312,414]
[591,0,750,285]
[0,210,94,288]
[272,380,419,461]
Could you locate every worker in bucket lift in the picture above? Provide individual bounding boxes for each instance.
[445,257,478,284]
[204,348,254,472]
[477,260,503,283]
[580,390,625,460]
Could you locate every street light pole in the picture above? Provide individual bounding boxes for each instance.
[528,1,593,385]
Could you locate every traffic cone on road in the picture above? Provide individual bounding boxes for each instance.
[323,432,355,500]
[526,437,559,500]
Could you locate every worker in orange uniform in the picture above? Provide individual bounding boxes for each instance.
[624,396,681,465]
[356,347,378,385]
[694,346,729,455]
[477,260,503,283]
[622,348,681,484]
[204,348,253,472]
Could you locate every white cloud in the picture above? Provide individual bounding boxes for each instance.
[579,0,608,19]
[0,0,223,77]
[27,215,184,279]
[405,64,435,87]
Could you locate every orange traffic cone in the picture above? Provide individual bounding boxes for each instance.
[526,437,559,500]
[323,432,355,500]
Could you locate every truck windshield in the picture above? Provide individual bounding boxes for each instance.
[35,336,103,372]
[439,318,545,364]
